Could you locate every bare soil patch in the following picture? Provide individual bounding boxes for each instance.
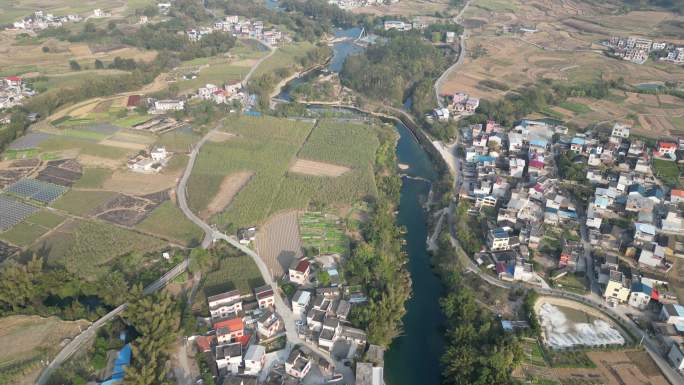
[586,350,669,385]
[94,190,169,226]
[255,210,303,279]
[92,100,113,113]
[289,158,350,177]
[77,154,123,169]
[202,171,253,219]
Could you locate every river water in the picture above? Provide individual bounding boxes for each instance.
[384,122,443,385]
[281,29,445,385]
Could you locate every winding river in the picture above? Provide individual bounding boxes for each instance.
[283,33,446,385]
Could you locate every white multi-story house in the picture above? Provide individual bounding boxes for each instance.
[208,290,243,320]
[215,343,242,374]
[243,345,266,376]
[292,290,311,320]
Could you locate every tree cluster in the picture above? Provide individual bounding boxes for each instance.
[441,272,523,385]
[344,126,410,346]
[340,35,449,114]
[123,290,180,385]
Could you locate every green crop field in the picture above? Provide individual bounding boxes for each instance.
[299,212,349,256]
[155,132,199,153]
[188,115,313,227]
[202,254,265,296]
[38,219,166,279]
[558,101,592,114]
[73,168,113,189]
[137,201,203,246]
[51,190,117,216]
[38,137,131,159]
[0,210,65,247]
[189,117,382,229]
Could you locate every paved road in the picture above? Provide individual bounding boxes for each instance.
[434,0,473,108]
[36,259,189,385]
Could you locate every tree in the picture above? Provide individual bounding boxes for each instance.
[94,59,104,69]
[316,270,331,286]
[69,60,81,71]
[188,248,217,274]
[123,290,180,385]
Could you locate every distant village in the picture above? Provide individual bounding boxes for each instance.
[328,0,399,10]
[456,117,684,373]
[603,36,684,65]
[187,15,287,46]
[431,91,480,121]
[0,76,35,111]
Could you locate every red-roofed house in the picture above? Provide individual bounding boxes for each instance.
[214,317,244,344]
[126,95,141,109]
[656,141,677,159]
[195,335,216,353]
[289,259,311,285]
[672,189,684,204]
[5,76,21,87]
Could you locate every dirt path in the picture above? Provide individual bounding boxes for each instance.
[201,171,254,219]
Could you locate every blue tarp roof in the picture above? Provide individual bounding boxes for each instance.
[571,137,585,145]
[530,139,548,147]
[477,155,495,162]
[101,343,131,384]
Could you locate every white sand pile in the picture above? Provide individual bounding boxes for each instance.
[538,303,625,349]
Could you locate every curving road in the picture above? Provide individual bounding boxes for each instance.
[434,0,473,108]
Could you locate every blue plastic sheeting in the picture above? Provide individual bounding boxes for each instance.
[101,343,131,384]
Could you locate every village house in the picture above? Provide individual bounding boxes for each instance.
[153,99,185,113]
[215,342,242,374]
[254,285,274,309]
[604,270,631,304]
[289,259,311,285]
[257,309,282,339]
[243,344,266,376]
[238,227,257,244]
[285,348,312,379]
[628,280,658,310]
[292,290,311,320]
[208,290,243,320]
[215,317,245,344]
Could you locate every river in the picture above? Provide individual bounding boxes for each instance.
[384,122,443,385]
[281,29,446,385]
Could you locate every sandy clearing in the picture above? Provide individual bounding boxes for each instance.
[99,139,148,150]
[202,171,253,219]
[103,169,182,195]
[255,210,303,278]
[207,131,235,143]
[289,158,350,177]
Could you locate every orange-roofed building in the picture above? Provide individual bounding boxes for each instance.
[195,335,216,353]
[672,189,684,204]
[215,317,244,344]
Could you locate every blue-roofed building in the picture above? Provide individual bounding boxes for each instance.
[570,137,585,153]
[101,344,131,385]
[529,139,548,149]
[476,155,496,163]
[628,281,655,309]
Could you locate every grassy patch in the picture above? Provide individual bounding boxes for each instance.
[38,219,166,279]
[521,338,547,367]
[553,273,588,294]
[652,158,682,188]
[558,101,592,114]
[253,41,316,78]
[0,210,65,247]
[73,167,113,188]
[113,114,151,128]
[202,254,265,296]
[176,62,250,92]
[51,189,117,216]
[156,132,199,153]
[299,212,349,256]
[137,201,203,246]
[38,137,131,159]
